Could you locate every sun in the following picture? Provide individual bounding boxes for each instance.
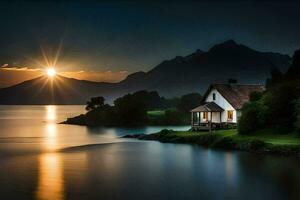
[46,68,56,77]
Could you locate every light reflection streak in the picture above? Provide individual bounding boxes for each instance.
[46,105,56,122]
[36,153,64,200]
[44,105,58,151]
[225,153,233,188]
[36,105,64,200]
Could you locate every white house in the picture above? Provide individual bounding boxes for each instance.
[190,83,264,131]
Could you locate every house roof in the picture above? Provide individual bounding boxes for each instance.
[191,102,224,112]
[202,84,265,110]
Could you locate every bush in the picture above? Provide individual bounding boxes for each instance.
[238,102,262,134]
[212,137,236,149]
[249,91,263,102]
[86,96,105,111]
[247,139,266,151]
[294,98,300,134]
[265,83,299,133]
[159,129,174,135]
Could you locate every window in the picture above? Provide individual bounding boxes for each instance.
[203,112,208,120]
[227,110,233,121]
[213,93,216,100]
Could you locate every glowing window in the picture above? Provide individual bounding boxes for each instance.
[227,110,233,121]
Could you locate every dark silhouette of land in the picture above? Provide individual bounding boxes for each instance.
[0,40,291,105]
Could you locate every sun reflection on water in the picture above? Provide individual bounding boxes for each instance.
[45,123,58,150]
[44,105,58,151]
[46,105,57,122]
[36,105,64,200]
[36,153,64,200]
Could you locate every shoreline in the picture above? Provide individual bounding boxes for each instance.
[122,129,300,157]
[60,120,190,127]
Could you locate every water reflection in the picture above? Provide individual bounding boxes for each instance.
[44,106,58,151]
[4,105,300,199]
[45,123,58,150]
[45,105,57,122]
[36,153,64,200]
[36,106,64,200]
[225,153,234,191]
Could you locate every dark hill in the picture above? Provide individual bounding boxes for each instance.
[0,75,117,104]
[0,40,291,104]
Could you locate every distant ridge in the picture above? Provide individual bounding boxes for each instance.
[0,40,291,104]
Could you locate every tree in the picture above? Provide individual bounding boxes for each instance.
[238,102,262,134]
[266,67,283,89]
[85,96,105,111]
[285,50,300,80]
[177,93,202,113]
[294,98,300,134]
[265,83,299,132]
[85,104,115,126]
[130,90,164,110]
[114,93,148,126]
[249,91,263,102]
[238,49,300,134]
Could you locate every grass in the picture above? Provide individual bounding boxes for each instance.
[147,110,166,117]
[232,129,300,145]
[139,128,300,156]
[169,129,300,145]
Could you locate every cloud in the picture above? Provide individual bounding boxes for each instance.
[0,66,43,88]
[0,63,42,71]
[1,66,41,71]
[0,67,130,88]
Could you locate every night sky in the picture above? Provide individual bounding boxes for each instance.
[0,0,300,87]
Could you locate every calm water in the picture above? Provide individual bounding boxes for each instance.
[0,106,300,200]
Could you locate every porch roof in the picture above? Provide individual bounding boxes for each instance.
[190,102,224,112]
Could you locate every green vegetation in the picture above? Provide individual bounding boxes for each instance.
[238,50,300,135]
[176,93,202,113]
[136,129,300,156]
[63,90,201,126]
[147,110,166,118]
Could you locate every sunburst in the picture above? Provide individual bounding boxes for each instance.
[46,68,56,77]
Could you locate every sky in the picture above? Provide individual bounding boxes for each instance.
[0,0,300,87]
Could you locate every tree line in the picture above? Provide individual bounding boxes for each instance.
[238,50,300,134]
[65,90,202,126]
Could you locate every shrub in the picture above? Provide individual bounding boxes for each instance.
[265,83,299,133]
[247,139,266,151]
[86,96,105,111]
[238,102,262,134]
[294,98,300,134]
[249,91,263,102]
[212,137,236,149]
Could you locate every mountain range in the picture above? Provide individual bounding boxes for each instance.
[0,40,291,104]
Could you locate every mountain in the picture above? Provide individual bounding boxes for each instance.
[0,75,117,104]
[0,40,291,104]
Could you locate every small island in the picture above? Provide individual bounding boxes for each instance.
[62,91,201,126]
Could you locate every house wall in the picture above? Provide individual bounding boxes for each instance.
[199,112,221,123]
[205,89,237,123]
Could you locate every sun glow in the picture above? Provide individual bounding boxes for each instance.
[46,68,56,77]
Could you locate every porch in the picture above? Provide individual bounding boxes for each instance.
[190,102,224,132]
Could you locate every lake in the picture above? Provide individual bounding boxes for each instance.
[0,105,300,200]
